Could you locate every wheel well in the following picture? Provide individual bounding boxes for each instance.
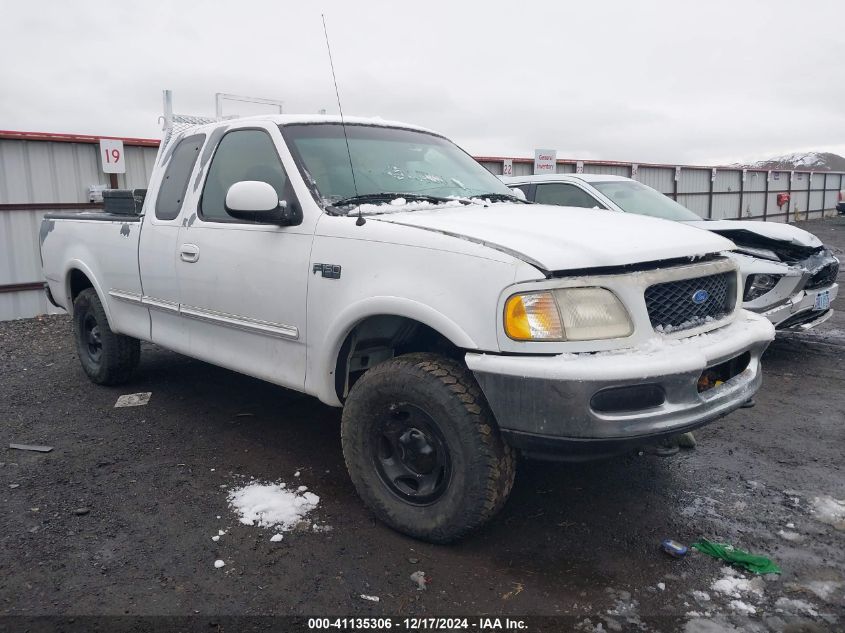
[68,269,94,304]
[334,315,461,401]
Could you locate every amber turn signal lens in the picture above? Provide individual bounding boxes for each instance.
[504,292,563,340]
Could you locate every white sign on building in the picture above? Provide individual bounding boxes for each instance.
[99,139,126,174]
[502,158,513,177]
[533,149,556,175]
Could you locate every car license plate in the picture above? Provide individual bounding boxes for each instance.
[814,290,830,311]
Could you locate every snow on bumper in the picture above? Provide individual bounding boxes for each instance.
[466,311,775,452]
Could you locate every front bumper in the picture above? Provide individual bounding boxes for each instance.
[761,283,838,330]
[467,311,774,460]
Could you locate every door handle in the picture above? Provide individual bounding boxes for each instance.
[180,244,200,263]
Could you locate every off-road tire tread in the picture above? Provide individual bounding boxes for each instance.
[341,352,516,543]
[73,288,140,385]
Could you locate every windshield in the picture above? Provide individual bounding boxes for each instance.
[592,180,701,222]
[280,123,514,213]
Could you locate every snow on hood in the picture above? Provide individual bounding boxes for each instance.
[372,203,734,272]
[686,220,822,249]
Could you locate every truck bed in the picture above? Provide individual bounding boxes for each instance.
[40,211,149,341]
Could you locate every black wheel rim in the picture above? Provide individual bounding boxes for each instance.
[83,313,102,363]
[372,402,451,505]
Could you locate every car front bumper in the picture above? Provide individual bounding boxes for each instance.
[761,283,838,330]
[466,311,775,460]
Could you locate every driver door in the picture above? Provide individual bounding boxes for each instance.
[176,123,313,390]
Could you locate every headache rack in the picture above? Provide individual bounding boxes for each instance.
[159,90,285,154]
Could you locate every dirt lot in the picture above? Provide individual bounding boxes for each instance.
[1,217,844,632]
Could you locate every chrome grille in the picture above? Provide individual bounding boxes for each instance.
[645,272,735,333]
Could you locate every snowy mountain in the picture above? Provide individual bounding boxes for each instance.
[742,151,845,172]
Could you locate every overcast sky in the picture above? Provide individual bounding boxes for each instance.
[2,0,843,165]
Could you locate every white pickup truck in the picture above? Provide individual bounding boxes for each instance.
[40,115,775,542]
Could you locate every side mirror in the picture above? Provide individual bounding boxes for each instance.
[224,180,293,224]
[510,187,527,201]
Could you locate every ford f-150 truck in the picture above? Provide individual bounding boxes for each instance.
[40,115,775,542]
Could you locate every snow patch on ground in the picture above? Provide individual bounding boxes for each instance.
[777,529,803,542]
[691,590,711,602]
[797,580,845,603]
[228,482,320,531]
[710,567,764,599]
[775,597,818,617]
[728,599,756,615]
[811,495,845,530]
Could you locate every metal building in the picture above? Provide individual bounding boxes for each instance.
[0,131,159,320]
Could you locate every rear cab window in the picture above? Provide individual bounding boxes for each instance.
[155,134,206,220]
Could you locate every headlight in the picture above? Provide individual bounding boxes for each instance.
[504,288,632,341]
[504,291,563,340]
[744,274,782,301]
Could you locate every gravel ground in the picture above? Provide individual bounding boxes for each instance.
[1,217,844,632]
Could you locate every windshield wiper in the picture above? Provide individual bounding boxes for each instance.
[326,192,463,213]
[468,192,530,203]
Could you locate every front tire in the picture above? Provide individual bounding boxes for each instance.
[72,288,140,385]
[341,353,515,543]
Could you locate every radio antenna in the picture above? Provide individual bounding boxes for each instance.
[322,14,364,226]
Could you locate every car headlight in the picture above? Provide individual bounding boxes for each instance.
[504,288,633,341]
[744,274,782,301]
[504,291,563,340]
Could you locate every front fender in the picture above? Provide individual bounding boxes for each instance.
[308,296,479,407]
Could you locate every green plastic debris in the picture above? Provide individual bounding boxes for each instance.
[691,538,781,575]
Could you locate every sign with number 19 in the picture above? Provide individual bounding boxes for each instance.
[99,139,125,174]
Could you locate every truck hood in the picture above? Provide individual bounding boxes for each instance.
[372,203,734,272]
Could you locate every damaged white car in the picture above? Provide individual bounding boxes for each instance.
[504,174,840,331]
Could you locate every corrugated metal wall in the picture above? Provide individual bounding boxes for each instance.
[2,132,844,321]
[480,157,844,225]
[0,140,157,203]
[0,136,159,320]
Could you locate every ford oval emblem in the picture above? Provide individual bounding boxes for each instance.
[692,289,709,304]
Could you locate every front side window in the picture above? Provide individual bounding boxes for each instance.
[155,134,205,220]
[200,129,289,221]
[534,183,604,209]
[281,124,516,213]
[592,180,701,221]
